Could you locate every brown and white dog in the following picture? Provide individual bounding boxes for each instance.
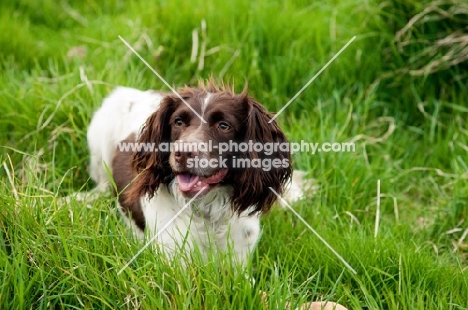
[87,81,304,263]
[87,81,348,309]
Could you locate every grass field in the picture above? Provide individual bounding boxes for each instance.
[1,0,467,309]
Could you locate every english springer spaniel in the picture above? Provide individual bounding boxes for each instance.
[87,81,306,264]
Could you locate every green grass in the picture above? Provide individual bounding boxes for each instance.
[1,0,467,309]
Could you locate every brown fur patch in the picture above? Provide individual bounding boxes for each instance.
[112,133,146,231]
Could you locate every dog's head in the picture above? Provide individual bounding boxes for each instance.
[128,81,292,214]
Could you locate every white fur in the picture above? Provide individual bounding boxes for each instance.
[87,87,305,264]
[88,87,163,187]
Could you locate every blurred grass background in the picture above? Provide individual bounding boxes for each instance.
[0,0,467,309]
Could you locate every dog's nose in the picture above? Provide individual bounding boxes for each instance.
[174,144,199,163]
[175,151,182,162]
[186,148,199,158]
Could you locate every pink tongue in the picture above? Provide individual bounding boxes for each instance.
[177,173,200,192]
[176,169,228,192]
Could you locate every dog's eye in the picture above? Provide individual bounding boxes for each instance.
[218,122,231,131]
[174,118,184,127]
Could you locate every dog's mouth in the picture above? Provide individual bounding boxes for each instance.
[176,168,229,196]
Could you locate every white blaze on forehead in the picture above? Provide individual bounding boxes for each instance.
[200,92,213,118]
[186,92,213,139]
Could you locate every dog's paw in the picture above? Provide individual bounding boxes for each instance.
[280,170,317,207]
[59,184,109,206]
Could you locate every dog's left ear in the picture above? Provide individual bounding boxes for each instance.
[126,95,178,202]
[231,94,292,214]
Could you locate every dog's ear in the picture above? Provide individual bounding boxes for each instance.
[126,95,178,202]
[231,95,292,214]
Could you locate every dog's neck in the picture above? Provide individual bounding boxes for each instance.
[167,181,233,223]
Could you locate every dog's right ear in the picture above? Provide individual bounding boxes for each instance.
[127,95,178,201]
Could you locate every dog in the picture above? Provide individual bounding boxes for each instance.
[87,81,306,263]
[86,81,348,310]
